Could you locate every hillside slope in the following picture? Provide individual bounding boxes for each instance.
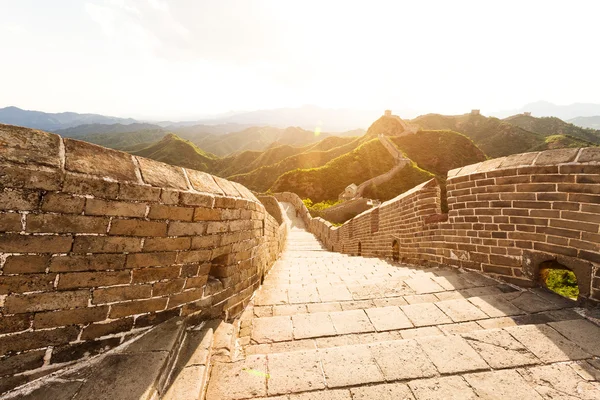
[504,114,600,144]
[412,113,546,157]
[132,134,218,172]
[270,139,397,202]
[229,138,362,192]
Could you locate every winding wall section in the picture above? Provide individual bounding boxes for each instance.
[276,147,600,305]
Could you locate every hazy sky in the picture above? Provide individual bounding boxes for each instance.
[1,0,599,120]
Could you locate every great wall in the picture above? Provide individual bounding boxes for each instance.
[1,123,600,399]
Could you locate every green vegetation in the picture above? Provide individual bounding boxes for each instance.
[228,138,361,192]
[271,139,396,202]
[504,114,600,144]
[545,269,579,299]
[411,113,600,158]
[532,134,597,151]
[132,133,217,171]
[391,130,486,176]
[362,163,434,201]
[302,198,343,217]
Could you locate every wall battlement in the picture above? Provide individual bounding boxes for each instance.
[0,124,286,391]
[276,147,600,305]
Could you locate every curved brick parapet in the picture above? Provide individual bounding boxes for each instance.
[277,147,600,305]
[0,124,286,390]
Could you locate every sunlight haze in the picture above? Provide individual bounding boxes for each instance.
[1,0,599,119]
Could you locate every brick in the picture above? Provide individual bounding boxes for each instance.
[559,183,600,195]
[579,250,600,264]
[489,254,521,267]
[193,207,223,221]
[26,214,109,234]
[132,265,181,283]
[482,264,513,276]
[516,183,556,192]
[550,218,598,233]
[0,212,22,232]
[0,314,32,334]
[181,264,201,277]
[176,250,212,264]
[126,252,177,268]
[119,183,161,201]
[57,270,131,290]
[3,255,50,274]
[137,156,188,190]
[81,318,134,340]
[533,242,578,257]
[180,192,214,207]
[167,289,204,308]
[0,350,45,376]
[0,164,62,191]
[160,189,180,205]
[214,197,237,208]
[41,192,85,214]
[578,147,600,162]
[0,274,55,295]
[185,169,224,194]
[49,254,126,272]
[147,204,194,221]
[184,275,209,289]
[536,226,580,239]
[0,326,79,355]
[152,279,185,296]
[0,234,73,253]
[559,164,600,174]
[168,221,206,236]
[63,173,119,199]
[143,237,191,252]
[534,148,579,165]
[213,176,242,197]
[568,193,600,204]
[85,198,147,218]
[0,124,61,167]
[4,290,89,313]
[561,210,600,224]
[72,236,142,253]
[34,306,109,329]
[0,189,39,211]
[92,285,152,304]
[109,219,167,237]
[65,138,138,181]
[108,298,167,318]
[207,221,229,234]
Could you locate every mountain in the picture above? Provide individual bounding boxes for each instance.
[503,114,600,144]
[132,134,218,172]
[568,116,600,130]
[411,113,544,158]
[493,101,600,120]
[0,106,136,131]
[55,123,164,138]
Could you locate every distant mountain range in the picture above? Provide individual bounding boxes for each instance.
[492,101,600,121]
[0,106,136,131]
[568,116,600,130]
[0,105,380,132]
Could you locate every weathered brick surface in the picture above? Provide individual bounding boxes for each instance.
[0,125,286,388]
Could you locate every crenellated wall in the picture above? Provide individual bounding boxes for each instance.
[275,147,600,305]
[0,124,286,389]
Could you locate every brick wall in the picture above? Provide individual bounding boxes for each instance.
[0,124,286,390]
[275,147,600,305]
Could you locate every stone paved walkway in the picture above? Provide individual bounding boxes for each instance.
[206,203,600,400]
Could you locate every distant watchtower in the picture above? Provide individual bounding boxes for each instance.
[384,110,392,117]
[471,109,480,116]
[523,112,532,116]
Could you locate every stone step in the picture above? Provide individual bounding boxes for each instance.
[206,318,600,400]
